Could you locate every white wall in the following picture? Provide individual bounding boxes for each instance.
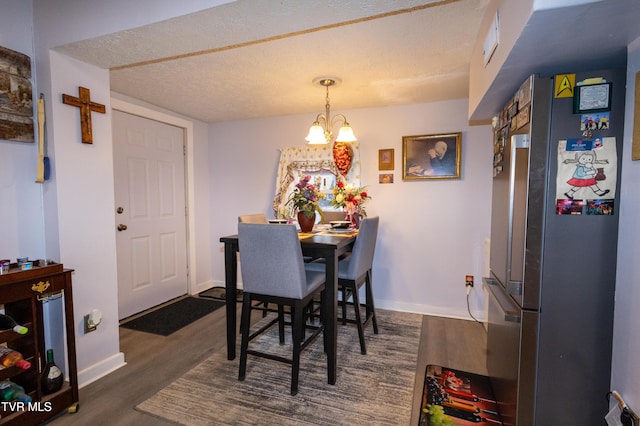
[208,100,494,319]
[32,0,234,48]
[46,51,124,384]
[469,0,533,119]
[610,36,640,412]
[0,0,45,260]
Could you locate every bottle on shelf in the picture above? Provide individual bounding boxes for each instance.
[0,380,32,403]
[0,347,31,370]
[41,349,63,394]
[0,313,28,335]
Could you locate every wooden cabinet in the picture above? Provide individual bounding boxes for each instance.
[0,262,78,425]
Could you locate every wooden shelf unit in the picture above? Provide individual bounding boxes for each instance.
[0,262,78,425]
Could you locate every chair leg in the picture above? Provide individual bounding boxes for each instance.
[278,304,285,344]
[341,286,348,325]
[319,290,327,352]
[366,270,379,334]
[351,285,367,355]
[238,292,252,381]
[290,302,304,396]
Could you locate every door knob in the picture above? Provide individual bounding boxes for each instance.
[117,224,128,231]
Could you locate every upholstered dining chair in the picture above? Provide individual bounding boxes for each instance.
[307,216,379,354]
[237,223,326,395]
[320,211,347,223]
[238,214,271,317]
[238,213,268,224]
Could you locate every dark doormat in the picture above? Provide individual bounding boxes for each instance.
[120,297,225,336]
[419,364,503,425]
[199,286,243,302]
[200,287,285,318]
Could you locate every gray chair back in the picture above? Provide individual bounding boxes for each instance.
[341,216,379,280]
[238,223,311,299]
[238,213,268,224]
[321,211,346,224]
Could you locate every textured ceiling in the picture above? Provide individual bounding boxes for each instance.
[54,0,640,124]
[55,0,489,123]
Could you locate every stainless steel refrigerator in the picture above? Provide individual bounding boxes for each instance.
[484,69,624,425]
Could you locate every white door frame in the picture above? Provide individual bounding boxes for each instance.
[111,97,197,296]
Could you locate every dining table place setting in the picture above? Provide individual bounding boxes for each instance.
[296,221,359,238]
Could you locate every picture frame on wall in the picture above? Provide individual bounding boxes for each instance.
[378,149,394,170]
[573,82,612,114]
[379,173,394,184]
[0,45,34,143]
[402,132,462,180]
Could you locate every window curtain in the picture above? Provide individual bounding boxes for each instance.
[273,142,360,218]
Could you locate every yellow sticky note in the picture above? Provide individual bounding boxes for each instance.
[582,77,604,85]
[555,74,575,98]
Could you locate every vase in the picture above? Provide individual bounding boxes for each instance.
[344,212,362,228]
[297,212,315,233]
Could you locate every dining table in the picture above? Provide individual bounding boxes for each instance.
[219,230,357,385]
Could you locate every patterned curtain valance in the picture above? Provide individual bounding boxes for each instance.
[273,143,360,218]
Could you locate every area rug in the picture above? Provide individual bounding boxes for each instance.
[419,365,503,425]
[136,309,422,425]
[120,297,225,336]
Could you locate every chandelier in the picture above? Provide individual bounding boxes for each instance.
[305,77,357,145]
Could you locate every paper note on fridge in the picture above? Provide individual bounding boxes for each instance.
[556,137,617,202]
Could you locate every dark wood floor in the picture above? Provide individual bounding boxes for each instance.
[46,297,487,425]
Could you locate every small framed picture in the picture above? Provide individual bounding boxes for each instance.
[378,149,394,170]
[402,132,462,180]
[379,173,394,184]
[573,82,612,114]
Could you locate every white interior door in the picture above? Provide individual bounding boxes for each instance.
[113,110,188,320]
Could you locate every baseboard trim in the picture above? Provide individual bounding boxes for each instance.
[375,298,486,322]
[191,279,215,295]
[208,279,485,321]
[77,352,126,388]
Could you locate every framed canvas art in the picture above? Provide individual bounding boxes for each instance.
[402,132,462,180]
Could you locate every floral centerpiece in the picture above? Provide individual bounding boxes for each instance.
[330,180,371,222]
[286,175,324,231]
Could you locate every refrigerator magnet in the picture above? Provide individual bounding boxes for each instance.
[556,137,617,202]
[573,82,612,114]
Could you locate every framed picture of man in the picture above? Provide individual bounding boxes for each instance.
[402,132,462,180]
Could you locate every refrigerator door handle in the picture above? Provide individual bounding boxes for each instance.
[508,280,523,296]
[483,277,521,323]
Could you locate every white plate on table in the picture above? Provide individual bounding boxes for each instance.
[268,219,288,224]
[326,228,355,234]
[329,220,351,228]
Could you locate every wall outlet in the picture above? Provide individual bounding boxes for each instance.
[84,314,97,333]
[465,275,474,287]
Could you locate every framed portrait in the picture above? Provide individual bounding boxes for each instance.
[402,132,462,180]
[573,82,612,114]
[378,149,394,170]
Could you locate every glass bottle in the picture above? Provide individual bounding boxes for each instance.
[0,347,31,370]
[0,380,32,403]
[41,349,63,394]
[0,313,28,335]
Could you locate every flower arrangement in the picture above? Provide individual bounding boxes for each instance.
[286,175,325,219]
[330,180,371,217]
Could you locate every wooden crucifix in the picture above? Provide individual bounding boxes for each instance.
[62,86,106,144]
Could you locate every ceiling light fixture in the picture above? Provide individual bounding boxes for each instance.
[305,77,357,145]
